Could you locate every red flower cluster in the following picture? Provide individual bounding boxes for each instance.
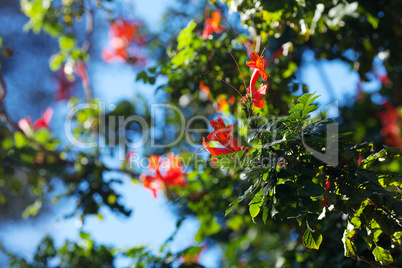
[140,153,187,197]
[18,107,53,134]
[241,52,270,108]
[102,19,147,64]
[203,11,226,39]
[203,116,245,165]
[377,101,402,148]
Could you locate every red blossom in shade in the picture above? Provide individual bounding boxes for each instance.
[55,70,75,102]
[241,69,268,108]
[246,52,269,81]
[75,62,90,89]
[325,180,330,192]
[358,155,364,166]
[33,108,53,130]
[202,11,226,39]
[199,81,211,100]
[322,198,328,208]
[377,73,392,88]
[377,101,402,148]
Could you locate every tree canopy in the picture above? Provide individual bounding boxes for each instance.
[0,0,401,267]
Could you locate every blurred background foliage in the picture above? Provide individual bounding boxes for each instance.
[0,0,401,267]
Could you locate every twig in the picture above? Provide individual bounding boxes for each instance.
[0,72,6,108]
[350,239,398,268]
[80,8,94,103]
[0,72,73,165]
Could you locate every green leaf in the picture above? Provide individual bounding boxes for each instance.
[263,206,269,224]
[305,95,319,107]
[342,230,357,257]
[303,225,323,250]
[297,182,325,197]
[297,93,314,105]
[58,35,76,50]
[289,103,304,113]
[372,246,393,265]
[302,105,318,117]
[14,132,28,148]
[49,53,63,71]
[287,112,300,120]
[249,191,263,218]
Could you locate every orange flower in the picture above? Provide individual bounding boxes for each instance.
[199,81,211,100]
[202,11,226,39]
[246,52,269,81]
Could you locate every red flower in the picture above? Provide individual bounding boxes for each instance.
[162,153,187,188]
[148,155,162,172]
[109,19,141,48]
[199,81,211,100]
[140,174,161,198]
[322,198,328,208]
[207,116,240,152]
[140,154,187,197]
[241,70,268,108]
[203,117,244,166]
[75,62,89,90]
[203,11,226,39]
[33,108,53,130]
[102,48,129,62]
[325,180,330,192]
[102,19,147,64]
[377,101,402,148]
[246,52,269,81]
[55,70,75,102]
[358,155,364,166]
[203,137,236,166]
